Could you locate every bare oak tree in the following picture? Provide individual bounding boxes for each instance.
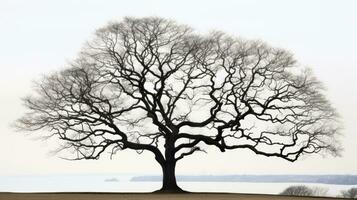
[16,17,341,192]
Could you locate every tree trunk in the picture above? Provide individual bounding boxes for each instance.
[155,137,185,193]
[157,160,185,192]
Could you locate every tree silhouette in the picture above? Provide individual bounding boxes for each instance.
[16,17,341,192]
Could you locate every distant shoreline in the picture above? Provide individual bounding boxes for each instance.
[131,175,357,185]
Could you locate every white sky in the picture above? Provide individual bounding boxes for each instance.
[0,0,356,176]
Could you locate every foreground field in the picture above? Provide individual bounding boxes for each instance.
[0,193,345,200]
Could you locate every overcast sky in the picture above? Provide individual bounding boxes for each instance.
[0,0,356,176]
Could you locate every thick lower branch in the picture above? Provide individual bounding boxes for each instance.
[123,141,165,165]
[176,132,309,162]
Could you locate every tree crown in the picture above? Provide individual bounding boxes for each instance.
[16,17,341,162]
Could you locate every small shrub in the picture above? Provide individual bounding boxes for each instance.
[280,185,314,196]
[340,188,357,199]
[311,186,329,197]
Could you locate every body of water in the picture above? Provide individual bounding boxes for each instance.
[0,174,355,197]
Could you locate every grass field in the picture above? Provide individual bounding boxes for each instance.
[0,193,345,200]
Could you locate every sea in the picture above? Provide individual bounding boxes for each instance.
[0,174,355,197]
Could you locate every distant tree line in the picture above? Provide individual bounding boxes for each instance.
[281,185,357,199]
